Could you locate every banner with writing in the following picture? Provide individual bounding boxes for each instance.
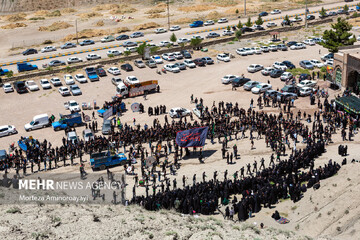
[175,127,208,148]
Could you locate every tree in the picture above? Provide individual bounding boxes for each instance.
[235,30,242,41]
[237,20,242,29]
[321,17,356,52]
[255,15,263,26]
[136,42,147,57]
[170,33,177,43]
[123,50,131,56]
[235,9,239,14]
[245,17,252,27]
[344,4,349,12]
[190,38,202,50]
[319,7,327,17]
[227,25,231,31]
[150,46,160,54]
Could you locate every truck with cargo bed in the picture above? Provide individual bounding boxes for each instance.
[52,112,83,131]
[90,151,127,170]
[85,67,99,82]
[116,80,158,98]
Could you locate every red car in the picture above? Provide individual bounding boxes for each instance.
[193,58,206,66]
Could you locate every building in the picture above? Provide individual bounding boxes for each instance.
[333,47,360,94]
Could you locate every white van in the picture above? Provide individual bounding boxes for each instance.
[24,114,49,131]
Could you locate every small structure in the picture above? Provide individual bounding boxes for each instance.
[270,32,280,42]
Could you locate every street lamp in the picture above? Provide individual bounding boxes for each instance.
[305,0,308,28]
[244,0,246,16]
[167,0,170,30]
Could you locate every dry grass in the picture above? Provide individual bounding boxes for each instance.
[133,22,160,31]
[1,22,27,29]
[61,8,77,14]
[95,20,104,26]
[62,26,130,41]
[116,27,130,33]
[46,10,62,17]
[206,11,225,20]
[38,21,73,32]
[145,8,166,14]
[178,5,215,12]
[109,4,137,15]
[92,4,120,11]
[173,17,194,24]
[225,7,244,14]
[203,0,238,7]
[34,10,49,17]
[78,12,103,19]
[147,14,166,19]
[5,13,27,22]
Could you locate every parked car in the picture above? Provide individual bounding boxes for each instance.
[67,57,83,64]
[221,75,239,84]
[155,28,167,34]
[202,57,214,64]
[273,61,287,71]
[96,68,107,77]
[247,64,263,73]
[164,64,180,73]
[173,52,183,60]
[204,20,215,26]
[277,44,288,51]
[281,85,298,94]
[177,38,190,44]
[266,22,277,27]
[48,60,66,67]
[282,60,295,69]
[61,42,76,49]
[64,74,75,85]
[107,49,121,56]
[59,86,71,96]
[321,53,334,61]
[108,67,121,75]
[111,77,122,86]
[116,34,129,40]
[134,59,145,68]
[310,59,324,68]
[75,74,87,83]
[223,30,234,36]
[70,84,82,96]
[303,39,316,45]
[83,129,94,142]
[269,45,278,52]
[290,43,306,50]
[50,77,62,86]
[286,41,298,47]
[232,77,251,87]
[184,59,196,68]
[243,81,259,91]
[151,55,164,64]
[259,11,268,16]
[217,53,230,62]
[22,48,38,55]
[25,80,39,91]
[79,39,95,46]
[0,125,17,137]
[121,63,133,71]
[124,76,139,85]
[251,83,272,94]
[271,9,281,14]
[162,53,176,61]
[299,86,316,96]
[169,107,191,118]
[236,48,247,56]
[297,80,317,88]
[299,73,311,81]
[102,119,112,135]
[251,47,262,54]
[290,17,302,22]
[260,46,270,52]
[130,32,144,38]
[123,41,138,47]
[3,83,14,93]
[261,67,274,76]
[253,25,265,30]
[299,60,314,69]
[41,46,56,53]
[13,81,27,93]
[270,69,284,78]
[280,72,294,81]
[40,79,51,89]
[193,58,206,66]
[180,50,192,59]
[241,27,255,33]
[206,32,220,38]
[218,18,228,23]
[170,25,181,31]
[86,54,101,60]
[146,59,157,68]
[307,15,315,20]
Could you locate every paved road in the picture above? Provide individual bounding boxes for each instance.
[1,0,358,71]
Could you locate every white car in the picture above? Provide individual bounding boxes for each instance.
[251,83,272,94]
[58,86,70,96]
[310,59,324,68]
[299,87,315,96]
[170,25,181,31]
[297,80,317,88]
[204,20,215,26]
[41,46,56,53]
[158,41,172,47]
[125,47,137,52]
[151,55,164,64]
[243,48,254,55]
[192,35,204,40]
[125,76,140,85]
[261,67,274,76]
[290,17,302,22]
[40,79,51,89]
[64,100,80,112]
[107,50,122,56]
[269,45,278,51]
[75,74,87,83]
[184,59,196,68]
[108,67,121,75]
[273,61,287,71]
[247,64,264,73]
[217,53,230,62]
[0,125,17,137]
[3,83,14,93]
[303,39,316,46]
[280,72,294,81]
[155,28,167,34]
[325,59,334,66]
[236,48,248,56]
[50,77,62,86]
[173,52,183,59]
[177,38,190,44]
[271,9,281,14]
[357,35,360,41]
[218,18,228,23]
[266,22,277,27]
[63,74,75,85]
[164,64,180,73]
[251,47,262,54]
[223,30,234,36]
[169,107,191,118]
[67,57,83,64]
[290,43,306,50]
[244,81,260,91]
[86,54,101,60]
[162,53,176,61]
[260,46,270,52]
[221,75,239,84]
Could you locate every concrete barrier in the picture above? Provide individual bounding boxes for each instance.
[3,18,333,82]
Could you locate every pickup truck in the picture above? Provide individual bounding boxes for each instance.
[17,63,38,72]
[85,67,99,81]
[90,151,127,170]
[101,35,115,43]
[0,68,9,76]
[64,100,81,112]
[189,20,203,28]
[116,80,158,98]
[52,112,83,131]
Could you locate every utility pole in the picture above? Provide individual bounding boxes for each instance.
[75,19,79,44]
[244,0,246,16]
[167,0,170,30]
[305,0,308,28]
